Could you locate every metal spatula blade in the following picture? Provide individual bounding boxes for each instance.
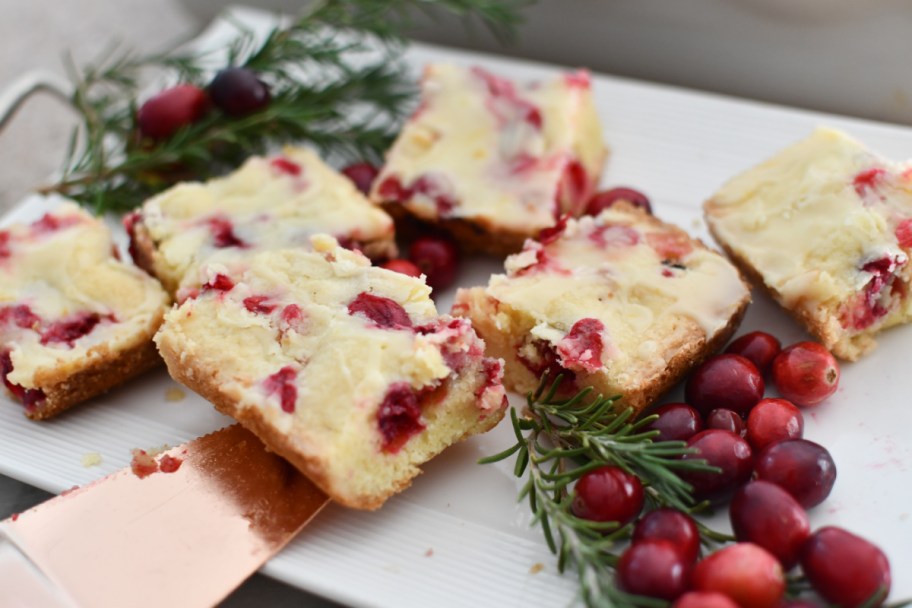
[0,424,329,607]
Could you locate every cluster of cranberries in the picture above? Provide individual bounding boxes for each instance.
[569,332,891,607]
[136,67,270,140]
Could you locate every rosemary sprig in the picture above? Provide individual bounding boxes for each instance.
[482,375,725,608]
[40,0,532,213]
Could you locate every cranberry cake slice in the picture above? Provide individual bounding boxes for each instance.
[454,203,750,414]
[0,203,169,419]
[127,146,397,294]
[155,236,506,509]
[705,127,912,360]
[371,64,608,255]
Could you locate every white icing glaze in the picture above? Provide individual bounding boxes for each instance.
[0,203,169,387]
[483,210,748,370]
[706,127,912,344]
[372,64,608,233]
[139,146,395,289]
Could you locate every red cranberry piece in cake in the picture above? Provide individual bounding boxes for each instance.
[586,187,652,216]
[730,481,811,570]
[1,351,47,409]
[207,216,247,249]
[0,304,41,330]
[269,156,301,176]
[203,273,235,292]
[348,292,413,329]
[243,295,278,315]
[263,366,297,413]
[556,318,605,373]
[895,218,912,248]
[377,383,426,454]
[40,312,108,347]
[746,398,804,451]
[571,465,644,525]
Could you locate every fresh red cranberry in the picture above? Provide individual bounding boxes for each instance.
[673,592,740,608]
[746,398,803,451]
[137,84,208,140]
[772,342,839,407]
[341,162,380,195]
[348,292,412,329]
[691,543,785,608]
[680,430,753,502]
[632,508,701,563]
[730,481,811,570]
[801,527,891,608]
[377,383,425,453]
[243,295,277,315]
[556,318,604,373]
[408,236,460,291]
[755,439,836,508]
[616,540,689,600]
[706,409,745,435]
[585,187,652,216]
[208,67,270,117]
[381,258,423,278]
[264,366,297,413]
[648,403,704,442]
[685,354,764,417]
[1,351,47,409]
[725,331,781,374]
[571,466,644,525]
[40,312,105,346]
[130,449,159,479]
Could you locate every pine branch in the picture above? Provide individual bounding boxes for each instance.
[41,0,532,213]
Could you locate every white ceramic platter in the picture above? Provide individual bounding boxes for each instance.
[1,7,910,606]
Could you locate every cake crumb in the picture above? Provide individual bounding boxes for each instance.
[130,449,159,479]
[529,562,545,575]
[81,452,103,468]
[424,548,434,557]
[165,387,186,402]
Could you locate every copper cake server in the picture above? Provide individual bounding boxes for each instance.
[0,424,329,607]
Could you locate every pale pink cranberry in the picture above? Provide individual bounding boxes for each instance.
[31,212,81,236]
[557,159,590,214]
[348,292,412,329]
[589,225,640,249]
[556,318,604,373]
[412,173,457,217]
[771,342,839,407]
[264,366,297,413]
[691,543,785,608]
[801,527,891,608]
[377,383,425,453]
[647,231,694,261]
